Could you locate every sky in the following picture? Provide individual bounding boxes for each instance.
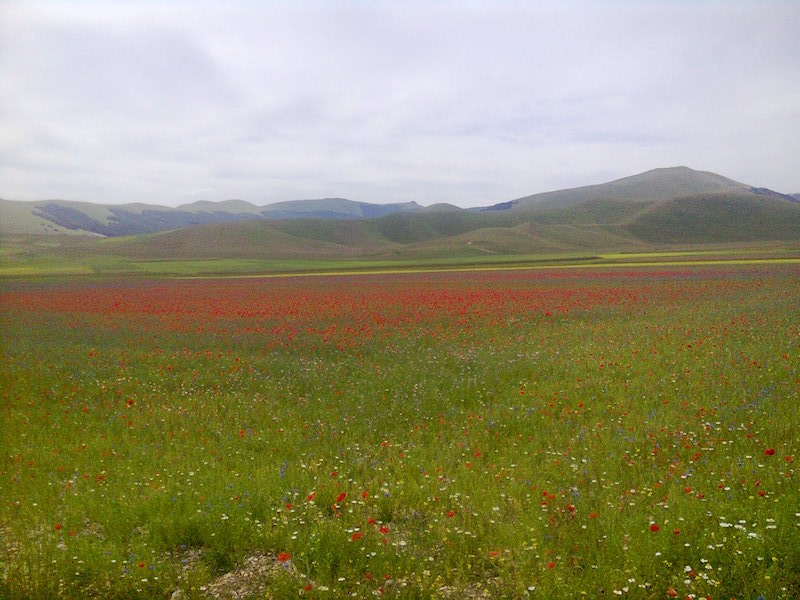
[1,1,798,208]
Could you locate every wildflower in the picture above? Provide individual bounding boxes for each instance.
[489,550,501,559]
[379,525,390,534]
[55,523,62,531]
[306,492,316,502]
[547,561,556,569]
[336,492,347,503]
[276,551,291,562]
[351,531,364,541]
[650,523,660,532]
[764,448,776,456]
[361,490,369,499]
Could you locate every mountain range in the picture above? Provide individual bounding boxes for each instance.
[1,167,799,261]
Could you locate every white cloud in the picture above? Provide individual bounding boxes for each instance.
[1,1,799,206]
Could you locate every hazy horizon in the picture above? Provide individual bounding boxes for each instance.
[1,1,798,208]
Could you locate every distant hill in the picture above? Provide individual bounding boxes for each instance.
[489,166,757,211]
[0,197,422,237]
[623,192,800,244]
[2,167,799,264]
[86,192,800,262]
[259,198,420,220]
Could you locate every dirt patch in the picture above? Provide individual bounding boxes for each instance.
[199,552,297,600]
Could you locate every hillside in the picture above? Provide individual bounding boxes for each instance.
[493,166,755,211]
[0,197,424,237]
[624,192,800,244]
[80,191,800,262]
[2,167,799,270]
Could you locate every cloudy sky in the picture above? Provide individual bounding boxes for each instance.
[1,1,798,208]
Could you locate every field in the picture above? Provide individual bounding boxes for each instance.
[1,263,799,598]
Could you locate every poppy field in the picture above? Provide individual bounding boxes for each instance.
[1,264,798,599]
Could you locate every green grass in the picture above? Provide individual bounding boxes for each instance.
[2,225,800,279]
[1,264,799,598]
[625,193,800,244]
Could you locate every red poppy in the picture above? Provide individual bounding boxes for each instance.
[379,525,389,534]
[764,448,776,456]
[361,490,369,499]
[351,531,364,541]
[547,561,556,569]
[306,492,316,502]
[649,523,660,532]
[54,523,62,531]
[446,510,455,518]
[336,492,347,503]
[489,550,500,558]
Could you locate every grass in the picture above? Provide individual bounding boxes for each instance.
[1,263,799,598]
[2,231,799,279]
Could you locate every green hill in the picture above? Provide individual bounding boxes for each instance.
[0,197,423,237]
[87,191,800,262]
[625,193,800,244]
[499,166,752,210]
[3,167,799,273]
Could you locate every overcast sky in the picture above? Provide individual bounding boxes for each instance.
[1,1,798,208]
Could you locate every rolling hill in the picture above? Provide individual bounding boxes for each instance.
[0,197,422,237]
[486,166,789,211]
[2,167,799,269]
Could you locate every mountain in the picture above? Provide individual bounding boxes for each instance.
[73,190,800,263]
[258,198,420,220]
[488,166,753,211]
[2,167,799,265]
[0,197,422,237]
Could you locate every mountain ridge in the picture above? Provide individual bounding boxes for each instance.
[1,167,797,252]
[491,166,752,211]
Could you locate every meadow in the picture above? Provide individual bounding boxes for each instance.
[1,264,798,598]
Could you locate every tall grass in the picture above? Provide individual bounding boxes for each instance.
[1,265,798,598]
